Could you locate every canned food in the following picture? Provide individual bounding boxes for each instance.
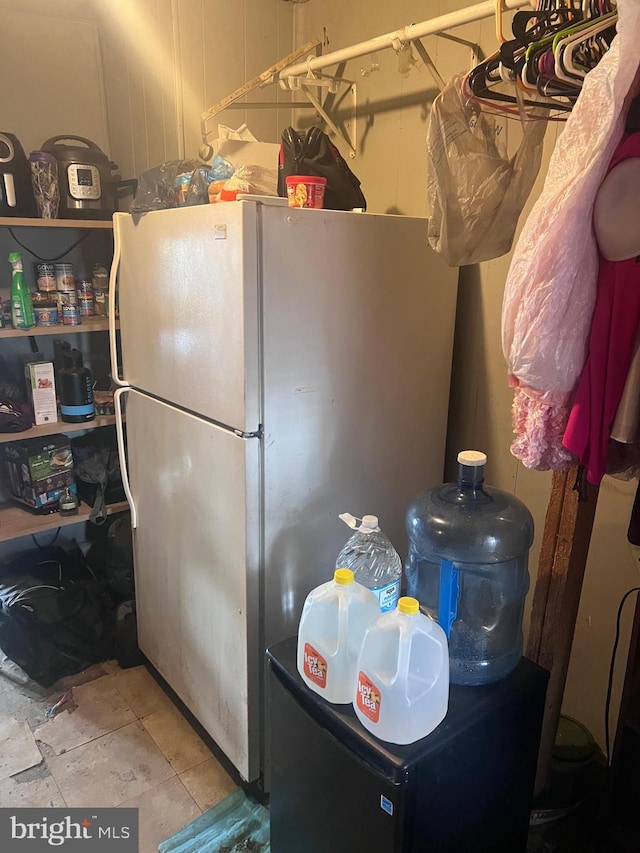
[34,263,56,291]
[76,279,93,297]
[56,291,78,323]
[34,303,59,326]
[93,287,109,317]
[78,295,94,317]
[57,291,78,304]
[62,304,82,326]
[54,263,75,291]
[92,263,109,290]
[32,290,54,304]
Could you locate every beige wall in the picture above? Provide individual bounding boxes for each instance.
[95,0,294,182]
[293,0,638,749]
[0,0,109,158]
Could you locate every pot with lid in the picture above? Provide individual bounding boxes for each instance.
[40,136,134,220]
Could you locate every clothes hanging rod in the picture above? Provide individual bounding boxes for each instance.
[283,0,533,78]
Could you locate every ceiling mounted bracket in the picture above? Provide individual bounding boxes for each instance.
[283,65,358,158]
[198,40,320,160]
[433,31,482,67]
[411,39,446,91]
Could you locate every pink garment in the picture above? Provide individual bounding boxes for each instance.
[501,0,640,472]
[562,132,640,485]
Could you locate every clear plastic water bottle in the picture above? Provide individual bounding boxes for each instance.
[405,451,534,686]
[335,513,402,612]
[353,596,449,744]
[297,568,380,704]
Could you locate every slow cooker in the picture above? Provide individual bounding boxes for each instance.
[41,135,123,220]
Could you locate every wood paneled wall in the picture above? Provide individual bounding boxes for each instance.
[97,0,294,181]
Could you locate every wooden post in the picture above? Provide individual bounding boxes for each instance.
[526,466,599,793]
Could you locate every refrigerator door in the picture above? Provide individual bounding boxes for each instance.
[122,388,261,781]
[257,204,458,651]
[112,203,260,432]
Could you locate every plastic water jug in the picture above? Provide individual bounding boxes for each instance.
[297,568,380,703]
[353,596,449,744]
[405,450,534,686]
[335,513,402,612]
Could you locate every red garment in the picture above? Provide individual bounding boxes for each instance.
[562,132,640,484]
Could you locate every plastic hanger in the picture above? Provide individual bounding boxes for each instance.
[555,14,617,83]
[464,0,614,121]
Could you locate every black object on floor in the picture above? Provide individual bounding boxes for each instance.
[527,716,608,852]
[267,636,549,853]
[114,599,144,670]
[0,545,114,686]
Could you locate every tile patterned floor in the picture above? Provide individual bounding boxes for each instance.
[0,661,239,853]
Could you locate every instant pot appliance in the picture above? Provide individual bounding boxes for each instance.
[41,135,131,220]
[0,132,37,218]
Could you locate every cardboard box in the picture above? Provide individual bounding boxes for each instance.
[214,139,280,171]
[3,435,76,512]
[25,361,58,426]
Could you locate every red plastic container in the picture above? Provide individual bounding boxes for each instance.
[285,175,327,209]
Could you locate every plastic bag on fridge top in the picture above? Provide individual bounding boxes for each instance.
[501,0,640,471]
[426,73,546,267]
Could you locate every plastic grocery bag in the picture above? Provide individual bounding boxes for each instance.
[130,157,234,212]
[158,788,269,853]
[501,0,640,471]
[222,164,278,197]
[426,74,546,267]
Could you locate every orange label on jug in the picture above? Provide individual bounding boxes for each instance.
[356,671,381,723]
[303,643,328,688]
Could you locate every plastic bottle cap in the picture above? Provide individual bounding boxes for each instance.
[398,596,419,615]
[338,512,380,533]
[334,568,354,585]
[457,450,487,467]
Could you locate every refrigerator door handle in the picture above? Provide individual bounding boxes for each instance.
[109,217,128,388]
[114,386,137,528]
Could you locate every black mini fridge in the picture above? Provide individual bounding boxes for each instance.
[267,637,548,853]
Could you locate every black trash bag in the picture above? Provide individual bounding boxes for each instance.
[129,157,234,212]
[277,126,367,211]
[85,513,134,603]
[129,159,202,212]
[72,427,125,525]
[115,600,144,670]
[0,546,114,686]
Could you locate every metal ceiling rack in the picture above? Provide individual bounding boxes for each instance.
[200,0,533,159]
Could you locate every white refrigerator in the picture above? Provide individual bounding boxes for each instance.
[109,197,458,784]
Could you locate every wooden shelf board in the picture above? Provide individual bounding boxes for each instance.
[0,317,116,337]
[0,415,117,445]
[0,217,112,230]
[0,500,129,542]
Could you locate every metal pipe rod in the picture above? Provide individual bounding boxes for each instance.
[284,0,532,78]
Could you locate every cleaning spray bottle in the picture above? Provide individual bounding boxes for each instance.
[8,252,35,330]
[58,348,95,423]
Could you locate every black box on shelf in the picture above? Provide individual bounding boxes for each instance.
[3,435,77,513]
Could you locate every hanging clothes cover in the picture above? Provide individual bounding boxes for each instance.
[501,0,640,471]
[426,73,546,267]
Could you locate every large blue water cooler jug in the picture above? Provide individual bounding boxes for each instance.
[405,450,534,686]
